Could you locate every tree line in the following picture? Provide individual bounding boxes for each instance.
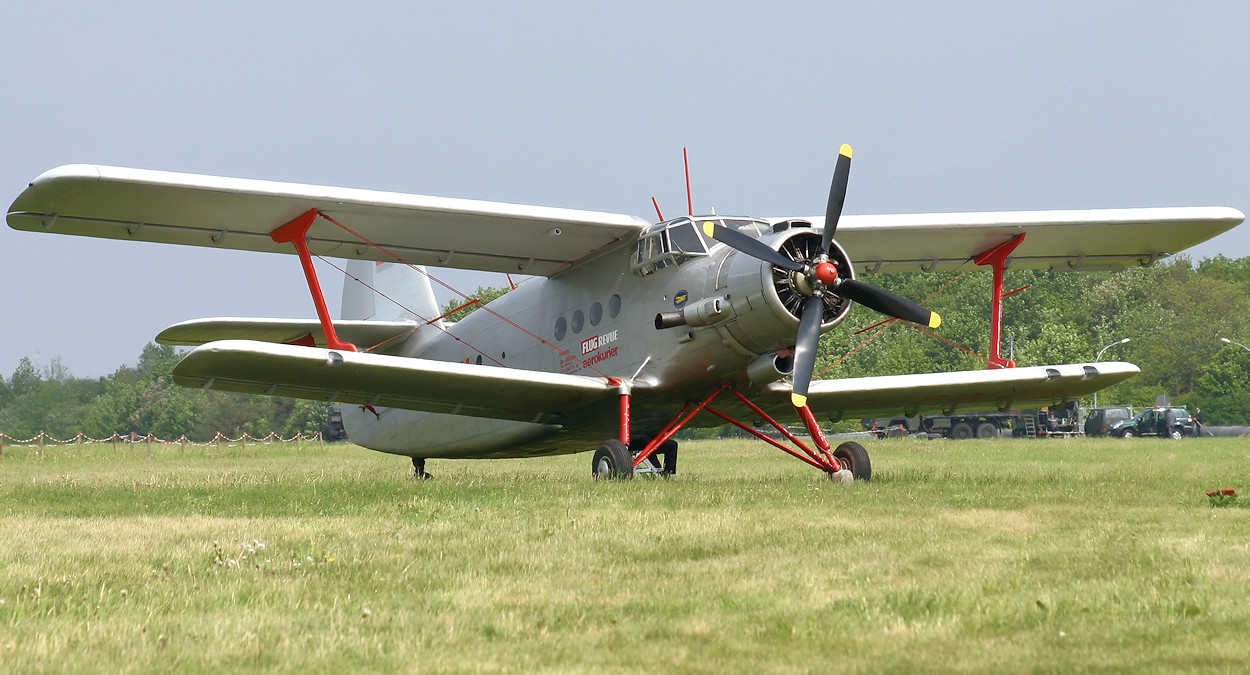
[4,256,1250,440]
[0,343,327,441]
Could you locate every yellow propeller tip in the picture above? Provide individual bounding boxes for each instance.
[840,144,853,158]
[791,393,808,408]
[929,312,942,329]
[702,221,716,237]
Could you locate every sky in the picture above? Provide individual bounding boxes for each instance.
[2,1,1248,378]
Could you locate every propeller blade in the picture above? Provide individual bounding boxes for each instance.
[790,292,827,408]
[700,220,805,272]
[837,278,942,328]
[822,144,853,254]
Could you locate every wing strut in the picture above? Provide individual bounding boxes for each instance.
[269,209,358,353]
[973,234,1026,369]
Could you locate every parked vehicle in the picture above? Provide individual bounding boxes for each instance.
[1084,406,1134,437]
[1108,407,1194,439]
[863,402,1082,439]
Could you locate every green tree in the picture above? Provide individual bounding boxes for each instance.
[439,285,512,323]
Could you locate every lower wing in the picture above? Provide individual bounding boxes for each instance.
[173,340,616,424]
[764,362,1139,419]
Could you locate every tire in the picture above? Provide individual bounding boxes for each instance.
[833,441,872,481]
[1121,429,1137,438]
[950,422,974,440]
[975,422,998,439]
[1169,429,1183,441]
[886,426,906,439]
[592,439,633,480]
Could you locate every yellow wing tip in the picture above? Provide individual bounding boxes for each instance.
[791,393,808,408]
[702,221,716,237]
[928,312,942,329]
[840,144,853,158]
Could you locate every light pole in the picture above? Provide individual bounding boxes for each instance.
[1221,337,1250,354]
[1093,338,1131,409]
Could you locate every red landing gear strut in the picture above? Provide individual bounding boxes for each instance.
[602,383,870,481]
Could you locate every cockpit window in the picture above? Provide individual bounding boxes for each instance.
[632,217,711,275]
[667,221,706,254]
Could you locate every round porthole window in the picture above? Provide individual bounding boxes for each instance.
[571,309,585,334]
[608,294,622,318]
[589,301,603,326]
[554,316,567,341]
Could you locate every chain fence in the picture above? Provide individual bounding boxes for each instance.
[0,430,325,459]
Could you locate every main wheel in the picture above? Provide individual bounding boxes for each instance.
[950,422,974,440]
[592,439,634,480]
[975,422,998,439]
[833,441,871,481]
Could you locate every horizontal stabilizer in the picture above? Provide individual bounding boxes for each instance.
[157,318,421,353]
[172,340,616,424]
[768,362,1139,418]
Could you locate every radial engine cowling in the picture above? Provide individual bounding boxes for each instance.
[712,228,856,355]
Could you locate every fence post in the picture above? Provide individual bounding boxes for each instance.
[318,431,324,451]
[1,433,5,460]
[181,436,187,454]
[112,433,118,452]
[76,433,83,454]
[216,433,222,451]
[241,434,247,452]
[38,432,45,459]
[146,434,152,460]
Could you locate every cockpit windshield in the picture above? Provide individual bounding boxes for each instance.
[631,216,771,276]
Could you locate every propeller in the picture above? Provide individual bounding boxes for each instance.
[702,144,941,408]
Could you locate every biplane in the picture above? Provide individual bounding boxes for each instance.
[8,146,1243,480]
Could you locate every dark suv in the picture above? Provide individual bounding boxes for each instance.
[1084,406,1134,436]
[1109,407,1195,439]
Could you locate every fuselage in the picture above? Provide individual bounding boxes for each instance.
[342,216,856,458]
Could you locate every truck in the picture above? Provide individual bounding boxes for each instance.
[864,402,1082,439]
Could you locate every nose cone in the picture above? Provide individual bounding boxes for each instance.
[814,261,838,286]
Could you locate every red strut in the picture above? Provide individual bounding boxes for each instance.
[973,233,1025,369]
[270,209,358,353]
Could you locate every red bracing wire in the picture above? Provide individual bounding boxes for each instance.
[316,211,615,380]
[315,256,505,365]
[818,265,980,378]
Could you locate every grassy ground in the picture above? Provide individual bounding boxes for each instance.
[1,436,1249,673]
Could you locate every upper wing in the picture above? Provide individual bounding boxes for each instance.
[763,362,1140,419]
[156,317,421,352]
[784,207,1245,273]
[173,339,616,423]
[7,164,651,276]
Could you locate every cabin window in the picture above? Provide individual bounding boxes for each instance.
[608,294,622,318]
[571,309,585,334]
[554,316,567,341]
[589,301,603,326]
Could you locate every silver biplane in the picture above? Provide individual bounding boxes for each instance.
[8,146,1243,480]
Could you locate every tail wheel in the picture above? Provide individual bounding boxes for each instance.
[833,441,871,481]
[592,439,634,480]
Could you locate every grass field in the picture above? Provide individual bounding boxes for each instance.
[1,436,1249,673]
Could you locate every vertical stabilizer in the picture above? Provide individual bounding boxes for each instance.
[342,261,444,349]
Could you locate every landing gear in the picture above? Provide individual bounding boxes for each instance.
[591,439,633,480]
[412,457,432,479]
[833,441,871,481]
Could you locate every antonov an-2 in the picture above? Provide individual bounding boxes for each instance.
[7,146,1244,480]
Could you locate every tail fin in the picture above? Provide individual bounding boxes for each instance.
[342,261,444,347]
